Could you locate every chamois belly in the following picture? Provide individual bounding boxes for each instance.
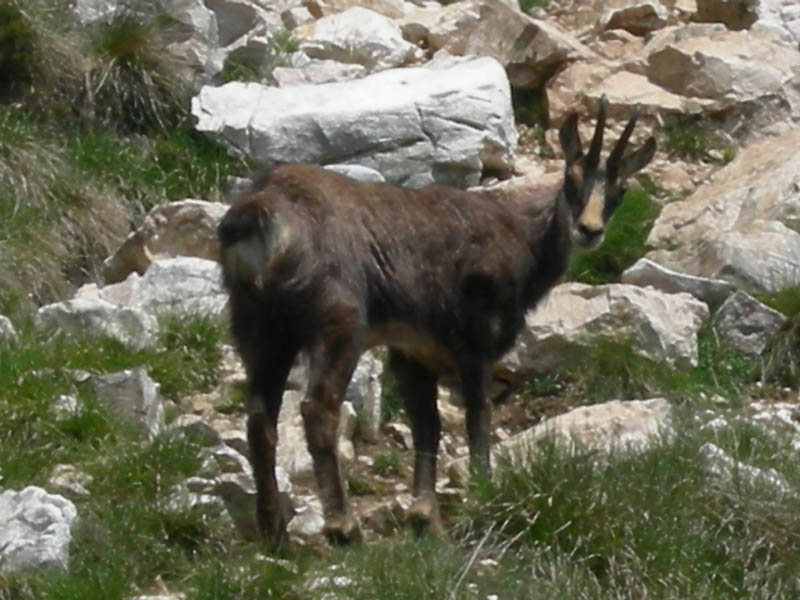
[365,321,455,374]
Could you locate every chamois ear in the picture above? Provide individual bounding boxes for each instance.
[618,136,657,180]
[559,112,583,166]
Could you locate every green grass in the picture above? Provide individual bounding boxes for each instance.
[660,114,737,165]
[519,0,549,14]
[758,285,800,387]
[373,449,404,477]
[455,409,800,598]
[566,186,661,285]
[220,29,299,85]
[521,324,762,406]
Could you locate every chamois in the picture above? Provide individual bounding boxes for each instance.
[217,97,656,547]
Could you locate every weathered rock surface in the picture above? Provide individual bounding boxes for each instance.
[192,55,517,188]
[34,298,159,351]
[0,487,78,575]
[129,257,227,317]
[401,0,593,89]
[92,368,165,439]
[272,59,367,87]
[501,283,710,377]
[646,127,800,292]
[700,442,791,495]
[296,7,421,72]
[450,398,673,479]
[598,1,669,36]
[621,258,735,309]
[346,350,384,442]
[644,24,800,134]
[305,0,410,19]
[102,199,229,285]
[696,0,800,45]
[713,291,786,355]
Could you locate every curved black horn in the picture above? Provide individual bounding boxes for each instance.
[586,95,607,168]
[608,104,641,173]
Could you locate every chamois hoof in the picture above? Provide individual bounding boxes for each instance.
[324,513,363,546]
[407,496,444,538]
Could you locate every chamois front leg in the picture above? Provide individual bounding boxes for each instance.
[459,359,492,477]
[388,350,443,536]
[301,303,363,545]
[246,346,297,550]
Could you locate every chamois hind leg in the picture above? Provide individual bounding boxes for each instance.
[388,350,443,536]
[245,343,298,550]
[301,301,363,545]
[459,359,493,477]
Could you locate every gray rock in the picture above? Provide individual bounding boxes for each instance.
[450,398,673,482]
[35,298,159,351]
[52,395,81,421]
[129,257,227,317]
[47,465,93,499]
[713,290,786,355]
[0,487,78,575]
[0,315,16,344]
[346,351,384,442]
[700,442,791,496]
[621,258,736,310]
[273,60,367,87]
[297,7,421,72]
[164,414,223,447]
[93,368,165,439]
[192,55,517,188]
[502,283,710,376]
[102,199,229,285]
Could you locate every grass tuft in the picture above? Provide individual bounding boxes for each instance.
[454,409,800,598]
[83,12,189,134]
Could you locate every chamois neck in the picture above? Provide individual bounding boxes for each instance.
[522,186,574,308]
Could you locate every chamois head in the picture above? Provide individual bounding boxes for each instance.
[559,97,657,249]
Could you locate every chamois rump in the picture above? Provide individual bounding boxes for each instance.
[217,97,656,547]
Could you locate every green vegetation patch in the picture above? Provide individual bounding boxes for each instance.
[566,186,661,285]
[456,409,800,598]
[660,114,737,165]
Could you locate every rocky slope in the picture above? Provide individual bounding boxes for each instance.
[3,0,800,579]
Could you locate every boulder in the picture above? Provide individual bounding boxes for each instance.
[621,258,735,309]
[501,283,710,377]
[400,0,593,89]
[644,24,800,135]
[0,487,78,575]
[34,298,158,351]
[296,7,421,72]
[129,257,227,317]
[102,199,229,285]
[449,398,673,479]
[713,291,787,355]
[192,55,517,188]
[92,368,165,439]
[646,127,800,293]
